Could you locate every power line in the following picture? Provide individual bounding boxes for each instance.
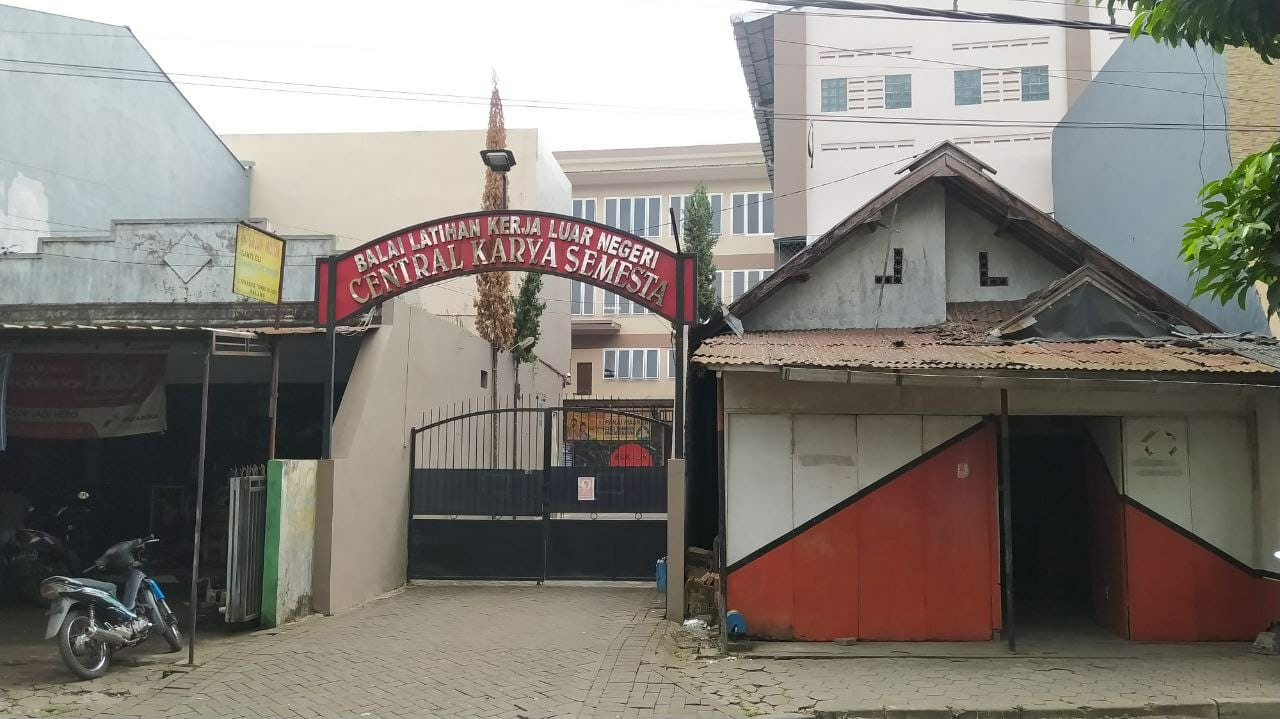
[4,41,1278,124]
[0,56,734,117]
[2,61,1274,133]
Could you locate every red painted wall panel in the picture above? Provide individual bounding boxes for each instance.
[1083,448,1129,638]
[727,424,1000,641]
[793,506,859,640]
[922,431,1000,640]
[858,476,929,639]
[1126,506,1278,641]
[726,542,795,640]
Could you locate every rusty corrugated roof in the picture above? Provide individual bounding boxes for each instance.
[693,328,1279,375]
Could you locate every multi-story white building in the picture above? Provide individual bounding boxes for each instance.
[555,144,778,410]
[733,1,1132,240]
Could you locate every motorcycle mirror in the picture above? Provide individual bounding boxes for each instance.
[77,491,90,500]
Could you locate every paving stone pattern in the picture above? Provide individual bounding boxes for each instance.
[101,584,734,719]
[678,653,1280,717]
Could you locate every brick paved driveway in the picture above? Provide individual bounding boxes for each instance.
[102,584,731,719]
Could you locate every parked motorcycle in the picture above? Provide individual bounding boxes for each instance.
[1,527,75,604]
[40,535,182,679]
[49,489,102,568]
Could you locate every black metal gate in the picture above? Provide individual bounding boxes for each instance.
[408,405,670,581]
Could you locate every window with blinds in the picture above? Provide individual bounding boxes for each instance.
[603,292,651,315]
[603,348,661,380]
[729,269,773,302]
[571,198,596,221]
[571,280,595,315]
[604,196,661,237]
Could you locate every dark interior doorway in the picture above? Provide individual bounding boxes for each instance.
[1008,416,1114,639]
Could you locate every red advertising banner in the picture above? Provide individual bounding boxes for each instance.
[4,354,167,439]
[316,211,696,325]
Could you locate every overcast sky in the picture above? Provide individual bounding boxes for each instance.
[9,0,772,151]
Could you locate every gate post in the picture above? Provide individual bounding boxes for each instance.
[666,458,686,620]
[407,428,417,584]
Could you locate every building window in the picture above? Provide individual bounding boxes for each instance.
[603,348,660,380]
[954,69,982,105]
[874,248,904,285]
[884,74,912,109]
[774,237,806,266]
[604,196,661,237]
[821,77,847,112]
[603,292,651,315]
[575,362,592,396]
[714,270,724,304]
[571,198,596,221]
[671,193,723,235]
[668,349,677,379]
[571,280,595,315]
[979,252,1009,287]
[480,369,489,388]
[731,192,774,235]
[729,269,773,303]
[1021,65,1050,101]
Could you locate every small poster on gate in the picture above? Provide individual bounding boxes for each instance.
[577,476,596,501]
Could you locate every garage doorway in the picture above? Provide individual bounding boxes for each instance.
[1008,416,1124,641]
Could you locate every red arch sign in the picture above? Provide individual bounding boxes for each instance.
[316,210,696,325]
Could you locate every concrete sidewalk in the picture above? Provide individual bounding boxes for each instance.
[668,637,1279,718]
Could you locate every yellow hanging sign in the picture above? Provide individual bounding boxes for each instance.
[232,224,285,304]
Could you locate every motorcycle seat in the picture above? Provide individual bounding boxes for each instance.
[73,577,118,597]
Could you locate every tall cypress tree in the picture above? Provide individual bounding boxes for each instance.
[475,81,516,349]
[682,183,720,320]
[511,272,545,364]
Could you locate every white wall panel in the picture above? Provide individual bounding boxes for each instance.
[857,415,924,489]
[792,414,859,525]
[1187,416,1255,566]
[923,415,982,452]
[1082,416,1124,492]
[1255,396,1280,574]
[726,414,794,565]
[1123,417,1192,530]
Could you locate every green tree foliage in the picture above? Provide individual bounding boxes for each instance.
[1103,1,1279,62]
[1181,140,1280,312]
[510,272,545,363]
[681,183,720,320]
[1104,1,1280,314]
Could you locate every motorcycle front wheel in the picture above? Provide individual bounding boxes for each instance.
[158,604,182,653]
[57,608,111,680]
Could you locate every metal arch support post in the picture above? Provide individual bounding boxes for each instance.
[322,256,337,460]
[187,335,212,666]
[667,254,688,621]
[673,257,686,460]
